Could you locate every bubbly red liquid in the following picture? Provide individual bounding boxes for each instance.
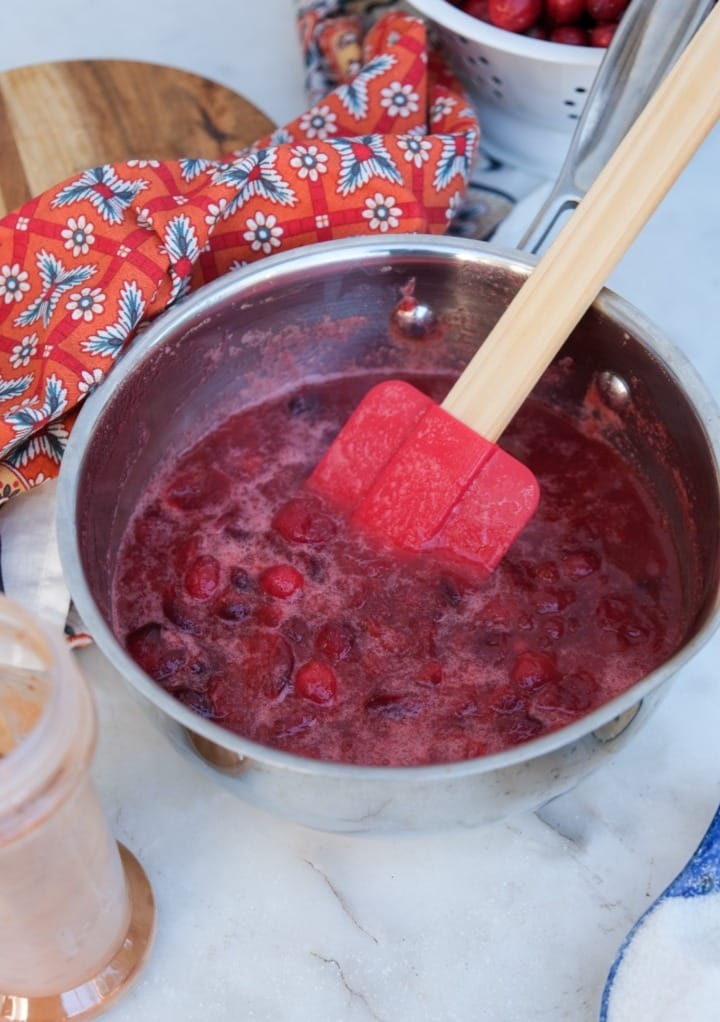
[112,373,686,766]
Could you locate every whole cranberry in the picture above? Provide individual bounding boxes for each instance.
[550,24,589,45]
[260,564,304,599]
[546,0,586,25]
[295,660,337,704]
[462,0,491,19]
[488,0,542,33]
[587,0,628,20]
[590,21,618,46]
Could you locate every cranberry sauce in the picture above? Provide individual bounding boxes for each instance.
[112,373,686,766]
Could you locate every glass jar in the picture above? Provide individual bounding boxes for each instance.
[0,597,154,1020]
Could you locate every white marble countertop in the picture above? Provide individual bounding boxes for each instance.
[3,2,720,1020]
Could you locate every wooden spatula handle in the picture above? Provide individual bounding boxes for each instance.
[442,3,720,442]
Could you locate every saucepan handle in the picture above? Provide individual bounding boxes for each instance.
[518,0,714,255]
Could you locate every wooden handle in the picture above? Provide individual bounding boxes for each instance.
[442,4,720,441]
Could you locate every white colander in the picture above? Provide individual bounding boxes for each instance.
[409,0,603,174]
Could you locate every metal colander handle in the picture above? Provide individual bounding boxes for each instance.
[519,0,714,255]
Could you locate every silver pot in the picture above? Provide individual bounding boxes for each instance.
[56,235,720,833]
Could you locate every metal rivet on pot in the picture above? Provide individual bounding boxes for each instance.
[596,370,632,410]
[390,296,437,339]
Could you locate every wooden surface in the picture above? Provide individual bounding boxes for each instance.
[0,59,276,216]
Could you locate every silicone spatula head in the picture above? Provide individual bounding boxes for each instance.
[307,380,539,572]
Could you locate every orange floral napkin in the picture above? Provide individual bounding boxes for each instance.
[0,10,478,501]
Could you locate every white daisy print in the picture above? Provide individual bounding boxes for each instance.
[289,144,329,182]
[243,211,283,255]
[127,159,160,168]
[397,135,432,167]
[445,190,463,222]
[299,105,338,141]
[61,215,96,257]
[362,193,402,233]
[205,198,229,226]
[430,95,458,125]
[66,287,106,323]
[0,264,30,304]
[380,82,420,119]
[9,332,38,369]
[77,368,105,394]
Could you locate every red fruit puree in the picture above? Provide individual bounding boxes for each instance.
[112,372,685,766]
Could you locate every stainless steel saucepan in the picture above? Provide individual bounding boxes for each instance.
[55,2,720,833]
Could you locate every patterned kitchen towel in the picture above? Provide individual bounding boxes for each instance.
[0,10,477,498]
[0,5,485,633]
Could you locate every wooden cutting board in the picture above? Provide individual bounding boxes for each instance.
[0,59,276,216]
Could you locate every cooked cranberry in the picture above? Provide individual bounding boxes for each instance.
[295,660,337,704]
[162,595,201,634]
[126,622,187,682]
[282,616,311,647]
[534,561,559,583]
[489,687,526,715]
[495,710,544,744]
[551,25,589,44]
[215,590,253,622]
[314,621,355,662]
[164,465,230,511]
[546,0,586,24]
[215,509,251,542]
[587,0,627,19]
[260,564,304,599]
[184,555,220,600]
[245,633,294,700]
[272,497,337,544]
[364,692,422,721]
[488,0,542,32]
[535,669,597,713]
[254,603,283,628]
[230,567,253,591]
[590,21,618,46]
[534,586,576,615]
[511,650,557,691]
[418,662,443,686]
[562,549,601,579]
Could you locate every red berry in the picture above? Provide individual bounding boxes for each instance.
[314,621,354,662]
[525,23,549,39]
[164,465,230,511]
[126,623,188,682]
[260,564,304,599]
[463,0,491,19]
[534,669,598,713]
[550,24,589,44]
[546,0,586,25]
[364,692,423,721]
[488,0,542,33]
[295,660,337,704]
[590,21,618,47]
[587,0,628,20]
[511,650,557,691]
[561,548,601,579]
[272,497,337,545]
[184,555,220,600]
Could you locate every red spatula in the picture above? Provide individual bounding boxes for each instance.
[309,3,720,572]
